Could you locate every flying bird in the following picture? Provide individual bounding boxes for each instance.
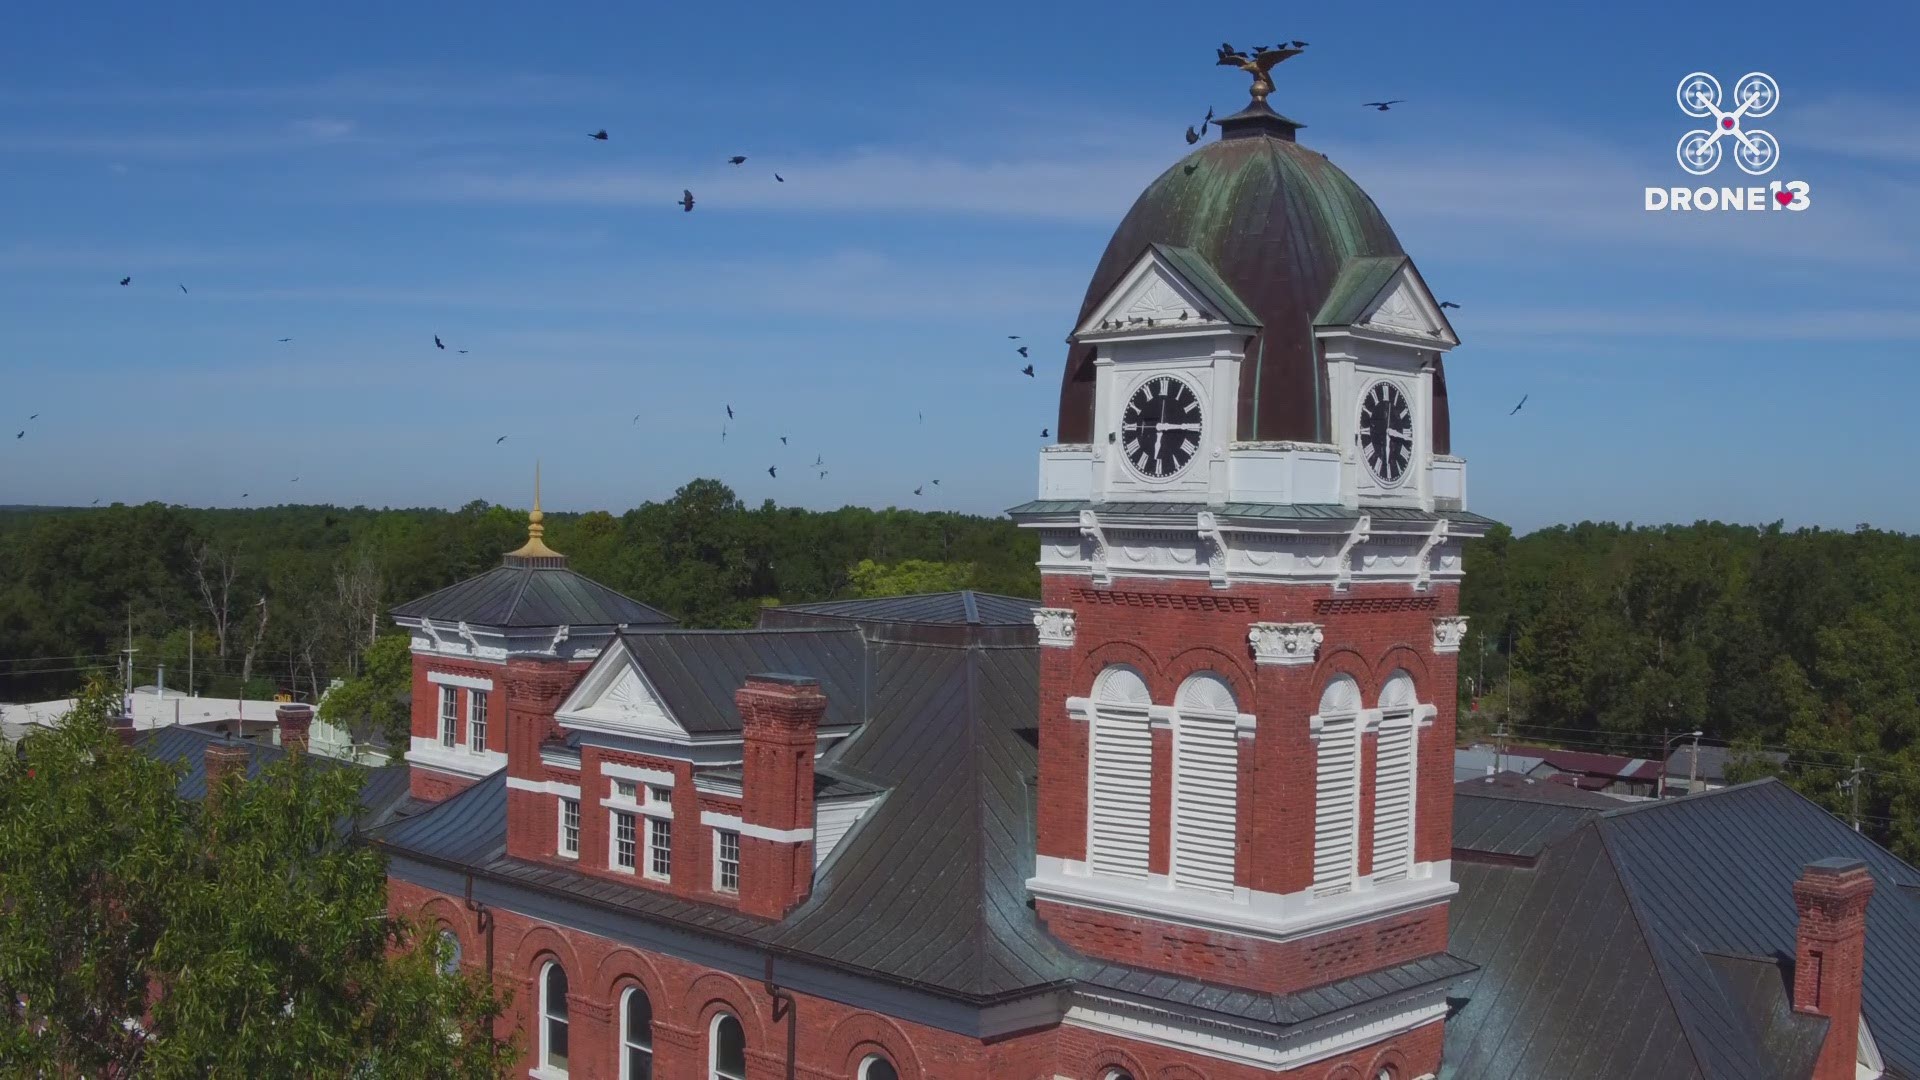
[812,454,824,467]
[1017,346,1029,357]
[774,173,784,182]
[1290,40,1308,48]
[767,465,777,478]
[28,414,37,420]
[13,431,21,439]
[119,277,131,286]
[1439,301,1461,309]
[1041,427,1050,438]
[913,486,923,496]
[1363,100,1406,111]
[1007,335,1021,340]
[931,479,941,486]
[240,493,249,500]
[633,414,642,423]
[90,498,99,505]
[179,284,188,294]
[679,189,695,212]
[1509,395,1528,416]
[590,129,609,140]
[495,435,508,444]
[458,349,469,354]
[276,337,292,343]
[779,435,788,445]
[728,156,747,165]
[434,335,445,350]
[817,469,828,479]
[290,476,299,483]
[725,404,734,420]
[1185,125,1201,145]
[1021,364,1035,377]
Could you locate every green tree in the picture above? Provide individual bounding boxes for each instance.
[847,558,978,597]
[319,633,415,762]
[0,682,515,1077]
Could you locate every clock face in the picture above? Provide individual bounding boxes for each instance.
[1358,381,1414,485]
[1121,375,1203,479]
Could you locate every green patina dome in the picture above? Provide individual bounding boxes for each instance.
[1056,104,1441,448]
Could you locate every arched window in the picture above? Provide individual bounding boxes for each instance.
[1171,672,1240,894]
[859,1054,900,1080]
[620,986,654,1079]
[1087,665,1153,879]
[1372,671,1419,883]
[1101,1070,1136,1080]
[539,962,569,1075]
[1313,675,1363,896]
[709,1012,746,1080]
[436,928,462,977]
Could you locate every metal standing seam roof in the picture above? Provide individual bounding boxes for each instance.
[1314,254,1408,327]
[1452,793,1609,863]
[1148,243,1262,327]
[134,725,418,830]
[1074,950,1476,1027]
[767,591,1040,628]
[615,628,867,736]
[389,563,674,630]
[1446,778,1920,1079]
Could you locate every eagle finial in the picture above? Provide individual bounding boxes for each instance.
[1215,41,1304,106]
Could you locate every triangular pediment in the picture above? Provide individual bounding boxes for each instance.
[555,639,687,738]
[1075,245,1257,338]
[1322,257,1458,346]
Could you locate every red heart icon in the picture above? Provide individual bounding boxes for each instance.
[1775,190,1793,207]
[1722,117,1734,129]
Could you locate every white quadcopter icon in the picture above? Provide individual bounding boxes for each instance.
[1675,71,1782,176]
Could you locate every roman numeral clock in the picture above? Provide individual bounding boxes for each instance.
[1121,376,1203,479]
[1358,380,1414,485]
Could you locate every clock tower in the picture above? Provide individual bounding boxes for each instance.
[1014,50,1491,1078]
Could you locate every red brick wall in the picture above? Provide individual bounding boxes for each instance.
[408,652,504,800]
[1037,899,1447,996]
[1035,573,1460,989]
[390,877,1440,1080]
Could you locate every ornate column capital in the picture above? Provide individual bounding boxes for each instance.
[1033,607,1077,648]
[1431,615,1469,654]
[1248,621,1323,666]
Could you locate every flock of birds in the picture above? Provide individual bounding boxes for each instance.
[23,42,1531,505]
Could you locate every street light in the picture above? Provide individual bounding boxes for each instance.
[1656,729,1705,799]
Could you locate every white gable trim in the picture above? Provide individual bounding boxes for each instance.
[1320,260,1458,347]
[554,638,691,741]
[1074,248,1251,339]
[506,777,582,799]
[700,810,814,843]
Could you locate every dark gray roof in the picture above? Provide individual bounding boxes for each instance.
[1076,950,1474,1026]
[377,768,510,865]
[697,765,884,801]
[1005,499,1500,528]
[1662,744,1788,782]
[390,562,673,630]
[766,591,1039,628]
[1446,778,1920,1079]
[135,725,417,830]
[1452,777,1611,862]
[617,628,866,735]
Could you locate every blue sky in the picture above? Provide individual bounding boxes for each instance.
[0,0,1914,533]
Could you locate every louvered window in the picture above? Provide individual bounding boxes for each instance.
[1171,672,1240,895]
[1313,676,1363,896]
[1087,666,1153,880]
[1373,672,1418,883]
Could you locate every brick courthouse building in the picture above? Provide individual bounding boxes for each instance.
[374,57,1488,1080]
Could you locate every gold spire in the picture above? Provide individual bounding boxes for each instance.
[506,461,564,562]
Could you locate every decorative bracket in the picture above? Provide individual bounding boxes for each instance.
[1079,509,1110,586]
[1195,511,1230,589]
[1033,607,1077,648]
[419,618,447,649]
[456,620,482,653]
[546,623,571,656]
[1414,518,1450,592]
[1249,621,1324,666]
[1431,615,1468,654]
[1332,515,1373,591]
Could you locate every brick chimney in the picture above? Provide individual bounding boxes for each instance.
[204,739,250,814]
[1793,856,1875,1080]
[734,673,825,919]
[276,702,314,755]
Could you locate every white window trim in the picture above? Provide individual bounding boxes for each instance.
[439,685,460,749]
[620,985,654,1080]
[467,689,489,755]
[610,809,638,875]
[709,1011,746,1080]
[713,828,741,894]
[645,816,672,882]
[427,670,494,692]
[604,796,673,821]
[700,810,811,843]
[408,737,507,780]
[603,761,676,786]
[506,777,583,799]
[557,798,580,860]
[858,1055,900,1080]
[537,961,569,1079]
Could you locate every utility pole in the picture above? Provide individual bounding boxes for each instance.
[1495,720,1510,776]
[1850,754,1864,833]
[1658,728,1669,800]
[1686,730,1702,794]
[188,627,194,698]
[120,611,137,719]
